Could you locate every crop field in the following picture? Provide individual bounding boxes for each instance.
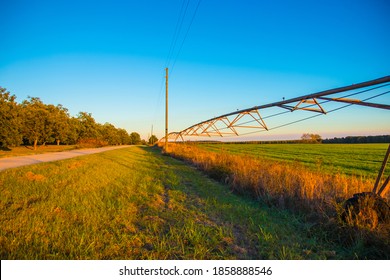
[1,145,389,259]
[166,142,390,255]
[198,143,389,179]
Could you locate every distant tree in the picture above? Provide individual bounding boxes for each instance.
[117,128,131,145]
[0,87,23,147]
[312,134,322,143]
[101,122,121,145]
[64,117,80,145]
[301,133,322,143]
[21,97,53,150]
[77,112,100,140]
[322,135,390,144]
[148,135,158,145]
[47,104,71,145]
[130,132,141,145]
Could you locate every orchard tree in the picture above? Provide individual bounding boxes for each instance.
[130,132,141,145]
[0,87,22,147]
[77,112,100,140]
[148,135,158,145]
[101,123,121,145]
[21,97,52,150]
[117,128,131,145]
[47,104,71,145]
[65,117,81,144]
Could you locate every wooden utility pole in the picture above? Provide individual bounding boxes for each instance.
[151,125,154,145]
[165,67,168,152]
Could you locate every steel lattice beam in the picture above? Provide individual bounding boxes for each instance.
[317,97,390,110]
[164,75,390,142]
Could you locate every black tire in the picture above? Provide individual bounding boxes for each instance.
[343,192,390,226]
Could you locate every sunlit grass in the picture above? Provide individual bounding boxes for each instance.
[1,146,388,259]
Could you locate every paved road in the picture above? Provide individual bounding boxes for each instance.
[0,146,132,171]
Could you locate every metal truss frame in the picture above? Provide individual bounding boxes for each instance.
[163,75,390,141]
[178,110,269,139]
[158,76,390,197]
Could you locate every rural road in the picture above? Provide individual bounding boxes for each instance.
[0,145,132,171]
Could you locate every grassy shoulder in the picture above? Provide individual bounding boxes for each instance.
[0,146,386,259]
[0,145,78,158]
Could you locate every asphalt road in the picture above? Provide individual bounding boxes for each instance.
[0,146,132,171]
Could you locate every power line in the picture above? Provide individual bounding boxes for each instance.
[164,0,190,69]
[170,0,202,75]
[153,1,191,132]
[153,0,203,136]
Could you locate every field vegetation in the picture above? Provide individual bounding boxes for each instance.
[165,142,390,255]
[2,146,388,259]
[198,143,388,178]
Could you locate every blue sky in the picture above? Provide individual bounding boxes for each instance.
[1,0,389,140]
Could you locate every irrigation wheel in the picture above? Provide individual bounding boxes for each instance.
[342,192,390,229]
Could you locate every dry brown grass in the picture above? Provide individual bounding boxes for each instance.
[25,171,46,182]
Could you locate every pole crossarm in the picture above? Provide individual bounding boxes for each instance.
[165,75,390,142]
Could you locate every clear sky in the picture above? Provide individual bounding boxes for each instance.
[1,0,389,140]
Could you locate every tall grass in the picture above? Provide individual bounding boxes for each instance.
[165,143,389,227]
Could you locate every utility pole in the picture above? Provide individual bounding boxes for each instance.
[165,67,168,152]
[151,125,154,145]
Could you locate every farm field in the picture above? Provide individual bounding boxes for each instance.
[1,146,387,259]
[198,143,389,179]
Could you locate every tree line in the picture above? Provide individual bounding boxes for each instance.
[0,87,143,149]
[322,135,390,144]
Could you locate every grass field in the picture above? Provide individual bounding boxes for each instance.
[2,146,388,259]
[166,142,390,252]
[198,143,389,178]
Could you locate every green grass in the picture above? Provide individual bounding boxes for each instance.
[0,146,387,259]
[0,147,362,259]
[198,143,388,178]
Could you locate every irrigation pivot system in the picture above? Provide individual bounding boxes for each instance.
[163,75,390,142]
[160,75,390,220]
